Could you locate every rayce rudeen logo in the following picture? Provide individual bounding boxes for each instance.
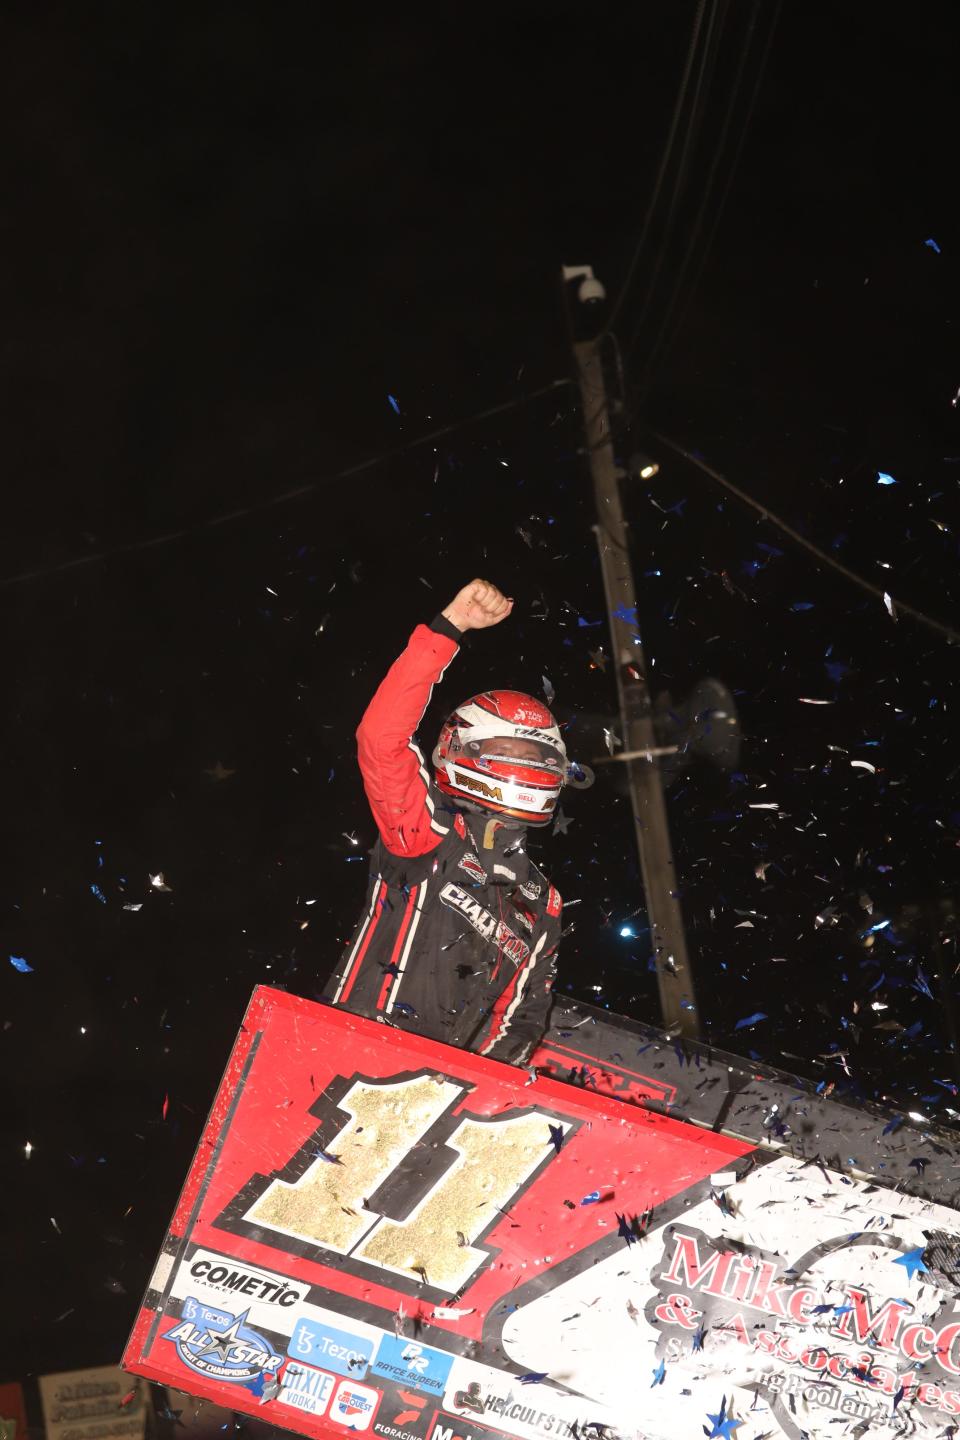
[646,1225,960,1422]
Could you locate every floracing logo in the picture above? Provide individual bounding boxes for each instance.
[163,1297,283,1383]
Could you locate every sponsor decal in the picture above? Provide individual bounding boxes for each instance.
[277,1361,336,1417]
[458,852,488,885]
[183,1247,306,1310]
[439,883,530,965]
[430,1420,505,1440]
[330,1379,381,1429]
[510,903,534,934]
[518,881,541,902]
[451,1381,486,1416]
[458,772,503,803]
[377,1387,429,1432]
[545,886,561,917]
[289,1315,374,1377]
[645,1222,960,1417]
[453,813,468,840]
[372,1337,454,1397]
[163,1298,282,1383]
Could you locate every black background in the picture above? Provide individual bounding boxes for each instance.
[4,0,960,1412]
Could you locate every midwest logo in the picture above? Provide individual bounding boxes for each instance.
[647,1226,960,1419]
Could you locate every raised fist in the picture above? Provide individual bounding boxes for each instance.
[442,579,514,632]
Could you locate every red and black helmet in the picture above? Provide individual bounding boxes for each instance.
[432,690,567,827]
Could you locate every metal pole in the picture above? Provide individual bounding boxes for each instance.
[574,336,700,1038]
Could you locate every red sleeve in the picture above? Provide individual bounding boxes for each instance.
[355,622,460,857]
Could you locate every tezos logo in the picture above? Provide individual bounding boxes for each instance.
[163,1298,282,1383]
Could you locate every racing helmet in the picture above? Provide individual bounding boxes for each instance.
[432,690,567,827]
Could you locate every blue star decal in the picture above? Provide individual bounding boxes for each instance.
[893,1247,927,1280]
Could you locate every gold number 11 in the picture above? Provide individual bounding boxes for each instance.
[245,1073,565,1293]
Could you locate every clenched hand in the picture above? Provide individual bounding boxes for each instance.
[442,579,514,633]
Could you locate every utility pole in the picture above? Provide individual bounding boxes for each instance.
[565,270,699,1038]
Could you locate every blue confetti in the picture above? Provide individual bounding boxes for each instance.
[580,1190,601,1206]
[790,602,815,612]
[925,237,941,254]
[734,1012,767,1031]
[10,955,33,974]
[388,394,401,414]
[548,1124,565,1155]
[519,1372,548,1385]
[611,604,639,625]
[877,471,897,486]
[704,1397,741,1440]
[90,884,107,904]
[893,1247,927,1281]
[651,1360,666,1387]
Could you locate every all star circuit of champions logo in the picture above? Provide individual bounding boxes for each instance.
[647,1225,960,1426]
[163,1296,283,1383]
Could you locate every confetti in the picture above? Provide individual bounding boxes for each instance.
[9,955,33,973]
[892,1247,927,1280]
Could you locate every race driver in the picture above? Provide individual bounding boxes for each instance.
[327,578,578,1065]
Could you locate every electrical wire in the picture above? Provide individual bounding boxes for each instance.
[632,0,782,388]
[602,0,709,335]
[625,0,760,375]
[649,428,960,647]
[0,377,574,589]
[615,0,728,356]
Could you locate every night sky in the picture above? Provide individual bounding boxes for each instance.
[5,0,960,1416]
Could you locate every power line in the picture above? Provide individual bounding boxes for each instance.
[649,428,960,647]
[0,377,574,589]
[633,0,782,388]
[625,0,762,376]
[614,0,728,357]
[602,0,710,335]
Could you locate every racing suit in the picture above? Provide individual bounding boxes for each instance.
[326,613,562,1064]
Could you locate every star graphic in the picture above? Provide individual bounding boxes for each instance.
[192,1312,249,1363]
[893,1247,928,1280]
[552,808,572,836]
[204,760,236,781]
[704,1397,742,1440]
[588,648,608,672]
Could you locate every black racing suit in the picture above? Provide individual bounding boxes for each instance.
[326,613,562,1065]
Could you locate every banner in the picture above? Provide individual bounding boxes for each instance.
[124,986,960,1440]
[39,1364,146,1440]
[0,1383,28,1440]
